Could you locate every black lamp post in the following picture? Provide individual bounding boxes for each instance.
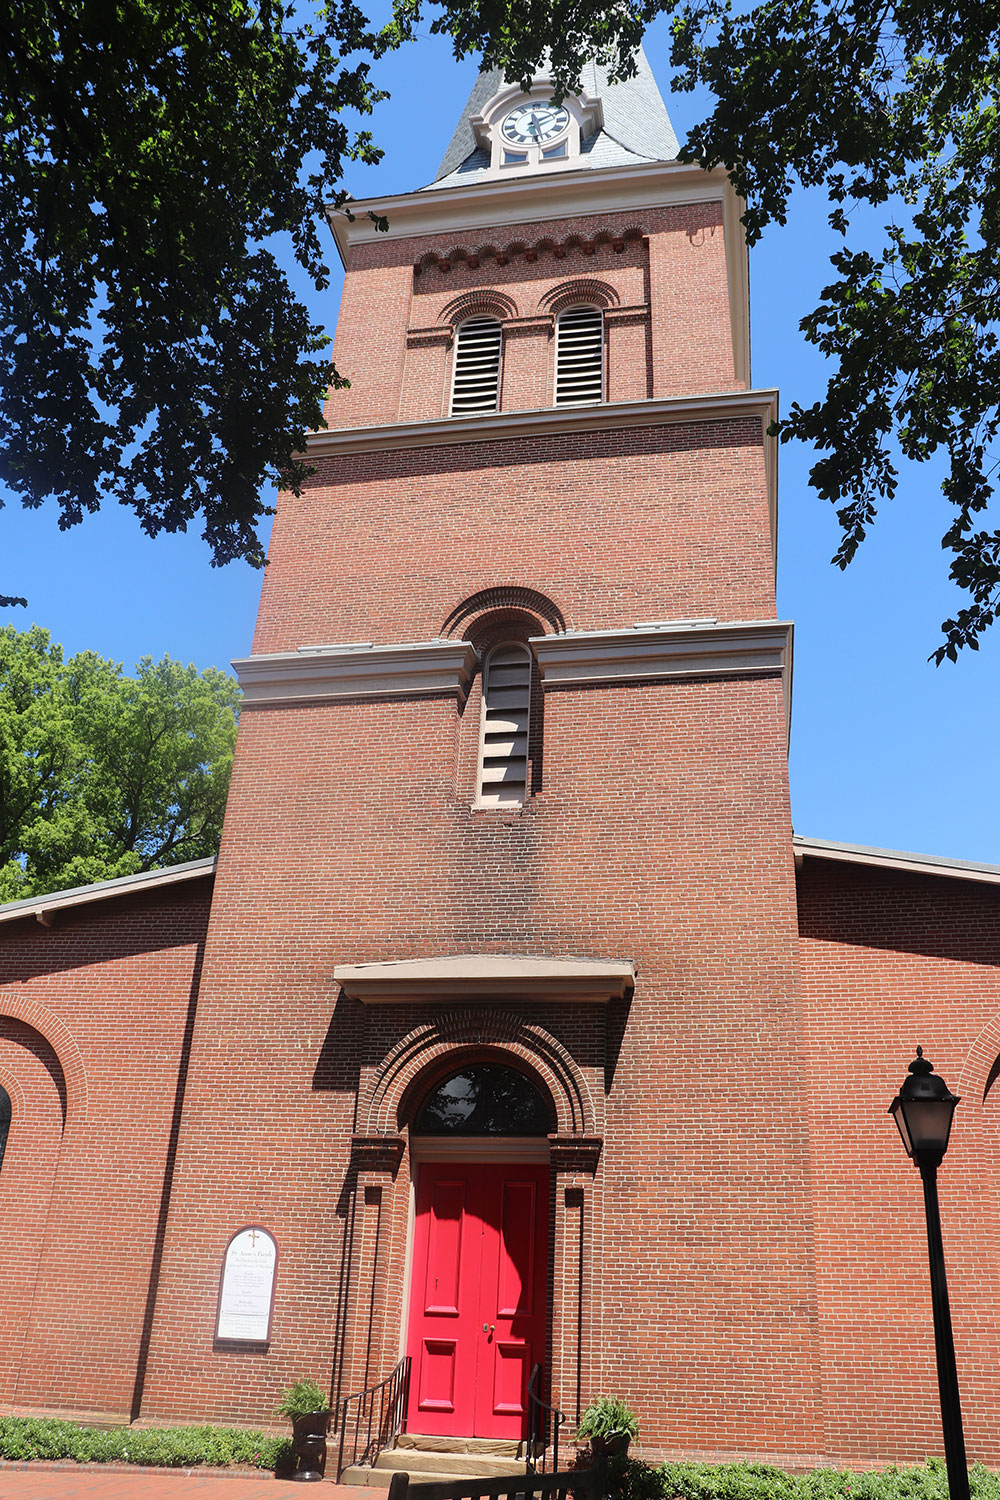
[889,1048,969,1500]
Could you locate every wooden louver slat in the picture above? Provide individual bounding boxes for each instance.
[479,644,532,805]
[451,317,502,415]
[555,304,604,406]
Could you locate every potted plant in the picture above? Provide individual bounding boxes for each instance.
[575,1395,639,1460]
[278,1377,333,1483]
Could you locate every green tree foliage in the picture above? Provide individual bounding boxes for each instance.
[0,625,239,901]
[395,0,1000,660]
[0,0,387,570]
[5,1,999,656]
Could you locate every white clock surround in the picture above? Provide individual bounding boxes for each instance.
[470,81,604,176]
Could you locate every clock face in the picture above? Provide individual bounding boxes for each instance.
[501,103,570,146]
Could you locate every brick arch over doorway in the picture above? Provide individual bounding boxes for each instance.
[358,1010,599,1139]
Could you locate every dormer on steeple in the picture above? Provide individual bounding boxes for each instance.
[427,46,679,190]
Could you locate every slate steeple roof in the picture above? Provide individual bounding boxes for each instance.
[426,45,679,191]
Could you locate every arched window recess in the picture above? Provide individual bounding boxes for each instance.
[0,1084,11,1175]
[478,642,532,805]
[555,303,604,406]
[450,316,503,416]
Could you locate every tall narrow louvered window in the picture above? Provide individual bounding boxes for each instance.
[450,317,502,416]
[478,644,532,805]
[555,304,604,406]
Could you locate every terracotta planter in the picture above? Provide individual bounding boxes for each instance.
[289,1408,332,1482]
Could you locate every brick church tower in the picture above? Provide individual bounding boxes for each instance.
[137,53,816,1462]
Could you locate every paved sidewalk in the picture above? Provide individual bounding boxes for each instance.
[0,1466,372,1499]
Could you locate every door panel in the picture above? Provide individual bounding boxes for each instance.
[407,1160,549,1439]
[408,1169,478,1434]
[474,1165,548,1438]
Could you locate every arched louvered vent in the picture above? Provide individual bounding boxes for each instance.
[555,304,604,406]
[478,644,531,805]
[450,317,502,416]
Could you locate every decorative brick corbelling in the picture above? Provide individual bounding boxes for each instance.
[350,1134,405,1174]
[530,619,792,686]
[548,1135,603,1173]
[0,998,86,1130]
[234,640,478,707]
[360,1011,598,1138]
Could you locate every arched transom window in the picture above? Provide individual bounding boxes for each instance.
[478,643,532,805]
[555,304,604,406]
[413,1064,551,1136]
[451,316,503,415]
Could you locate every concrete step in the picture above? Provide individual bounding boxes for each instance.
[376,1450,525,1478]
[341,1466,511,1488]
[397,1435,524,1458]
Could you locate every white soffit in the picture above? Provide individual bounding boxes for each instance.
[234,640,478,707]
[334,954,636,1004]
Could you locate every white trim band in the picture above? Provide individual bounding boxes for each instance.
[234,640,478,707]
[303,389,778,461]
[334,953,636,1004]
[530,619,792,687]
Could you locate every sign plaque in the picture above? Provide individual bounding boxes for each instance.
[216,1226,278,1344]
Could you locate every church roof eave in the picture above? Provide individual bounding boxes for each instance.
[325,157,734,268]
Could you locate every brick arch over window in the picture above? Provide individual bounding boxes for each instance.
[440,290,520,327]
[0,1000,85,1132]
[359,1010,598,1138]
[536,278,620,319]
[440,587,566,639]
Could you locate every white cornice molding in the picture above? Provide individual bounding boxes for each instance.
[234,640,478,707]
[327,159,731,263]
[533,618,793,744]
[334,953,636,1004]
[0,858,217,928]
[305,390,777,459]
[531,618,791,686]
[793,836,1000,888]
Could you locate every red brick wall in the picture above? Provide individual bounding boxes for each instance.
[0,882,211,1420]
[798,860,1000,1466]
[138,658,821,1462]
[252,419,775,655]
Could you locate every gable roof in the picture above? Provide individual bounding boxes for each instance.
[793,836,1000,888]
[0,858,217,927]
[428,46,679,191]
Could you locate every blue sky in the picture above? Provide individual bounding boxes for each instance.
[4,21,997,864]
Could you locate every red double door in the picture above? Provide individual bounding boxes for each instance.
[406,1161,549,1439]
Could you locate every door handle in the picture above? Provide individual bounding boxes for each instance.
[483,1323,495,1333]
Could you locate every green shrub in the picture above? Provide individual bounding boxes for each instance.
[0,1415,292,1471]
[600,1459,989,1500]
[276,1378,330,1420]
[576,1396,640,1442]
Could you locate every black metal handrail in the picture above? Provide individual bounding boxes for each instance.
[526,1363,568,1474]
[335,1353,411,1481]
